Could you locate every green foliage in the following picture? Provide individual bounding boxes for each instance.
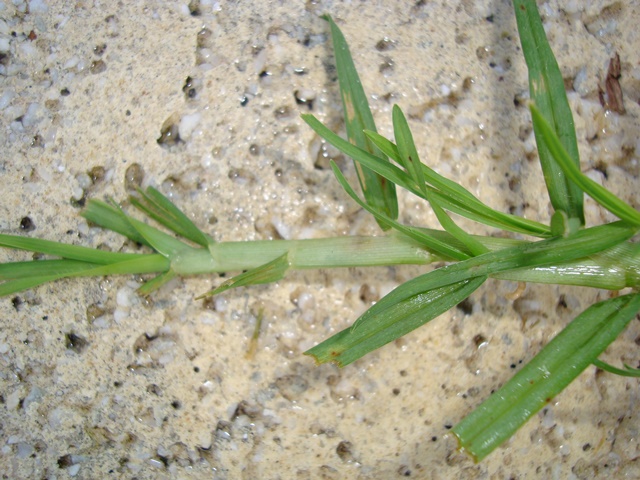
[198,253,290,297]
[513,0,584,225]
[323,14,398,230]
[304,5,640,461]
[453,293,640,460]
[0,1,638,464]
[305,222,635,368]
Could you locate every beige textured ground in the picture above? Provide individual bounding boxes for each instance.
[1,1,639,478]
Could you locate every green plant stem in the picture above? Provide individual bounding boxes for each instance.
[3,228,640,295]
[305,222,638,367]
[493,241,640,290]
[174,233,436,274]
[123,227,640,292]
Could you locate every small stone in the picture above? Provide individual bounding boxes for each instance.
[275,374,308,401]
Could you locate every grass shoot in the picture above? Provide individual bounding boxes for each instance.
[1,0,638,462]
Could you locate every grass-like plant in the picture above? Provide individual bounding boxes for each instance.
[1,1,639,462]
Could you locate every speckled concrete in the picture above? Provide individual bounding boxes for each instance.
[1,1,639,478]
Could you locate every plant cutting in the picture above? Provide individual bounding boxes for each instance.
[1,1,638,462]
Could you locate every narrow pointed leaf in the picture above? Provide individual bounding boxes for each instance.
[307,112,550,237]
[0,259,108,280]
[592,359,640,378]
[138,270,178,295]
[364,221,633,318]
[0,254,169,296]
[428,196,489,257]
[391,107,487,254]
[0,233,142,264]
[331,162,470,261]
[131,187,213,247]
[303,114,416,195]
[81,200,150,246]
[105,202,193,258]
[365,127,482,206]
[323,14,398,230]
[364,126,550,238]
[392,105,427,196]
[530,105,640,226]
[453,293,640,461]
[306,221,634,367]
[305,276,486,367]
[514,0,583,224]
[198,252,290,297]
[0,276,66,297]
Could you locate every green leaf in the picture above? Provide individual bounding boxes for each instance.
[330,162,470,261]
[453,292,640,461]
[0,231,173,297]
[392,105,427,197]
[363,128,476,206]
[428,196,489,257]
[305,221,635,367]
[305,276,487,367]
[0,255,170,297]
[62,254,170,277]
[530,105,640,227]
[306,110,550,237]
[358,222,633,326]
[0,259,106,280]
[104,201,193,258]
[323,14,398,230]
[137,270,178,296]
[303,114,416,194]
[514,0,584,224]
[593,359,640,378]
[81,199,150,246]
[391,106,488,256]
[131,187,213,247]
[0,276,67,297]
[198,253,290,297]
[0,233,142,265]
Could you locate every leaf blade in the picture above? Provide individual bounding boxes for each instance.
[530,105,640,226]
[305,276,487,366]
[305,221,635,367]
[198,253,290,297]
[306,113,550,237]
[453,293,640,461]
[514,0,584,224]
[323,14,398,229]
[131,187,213,247]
